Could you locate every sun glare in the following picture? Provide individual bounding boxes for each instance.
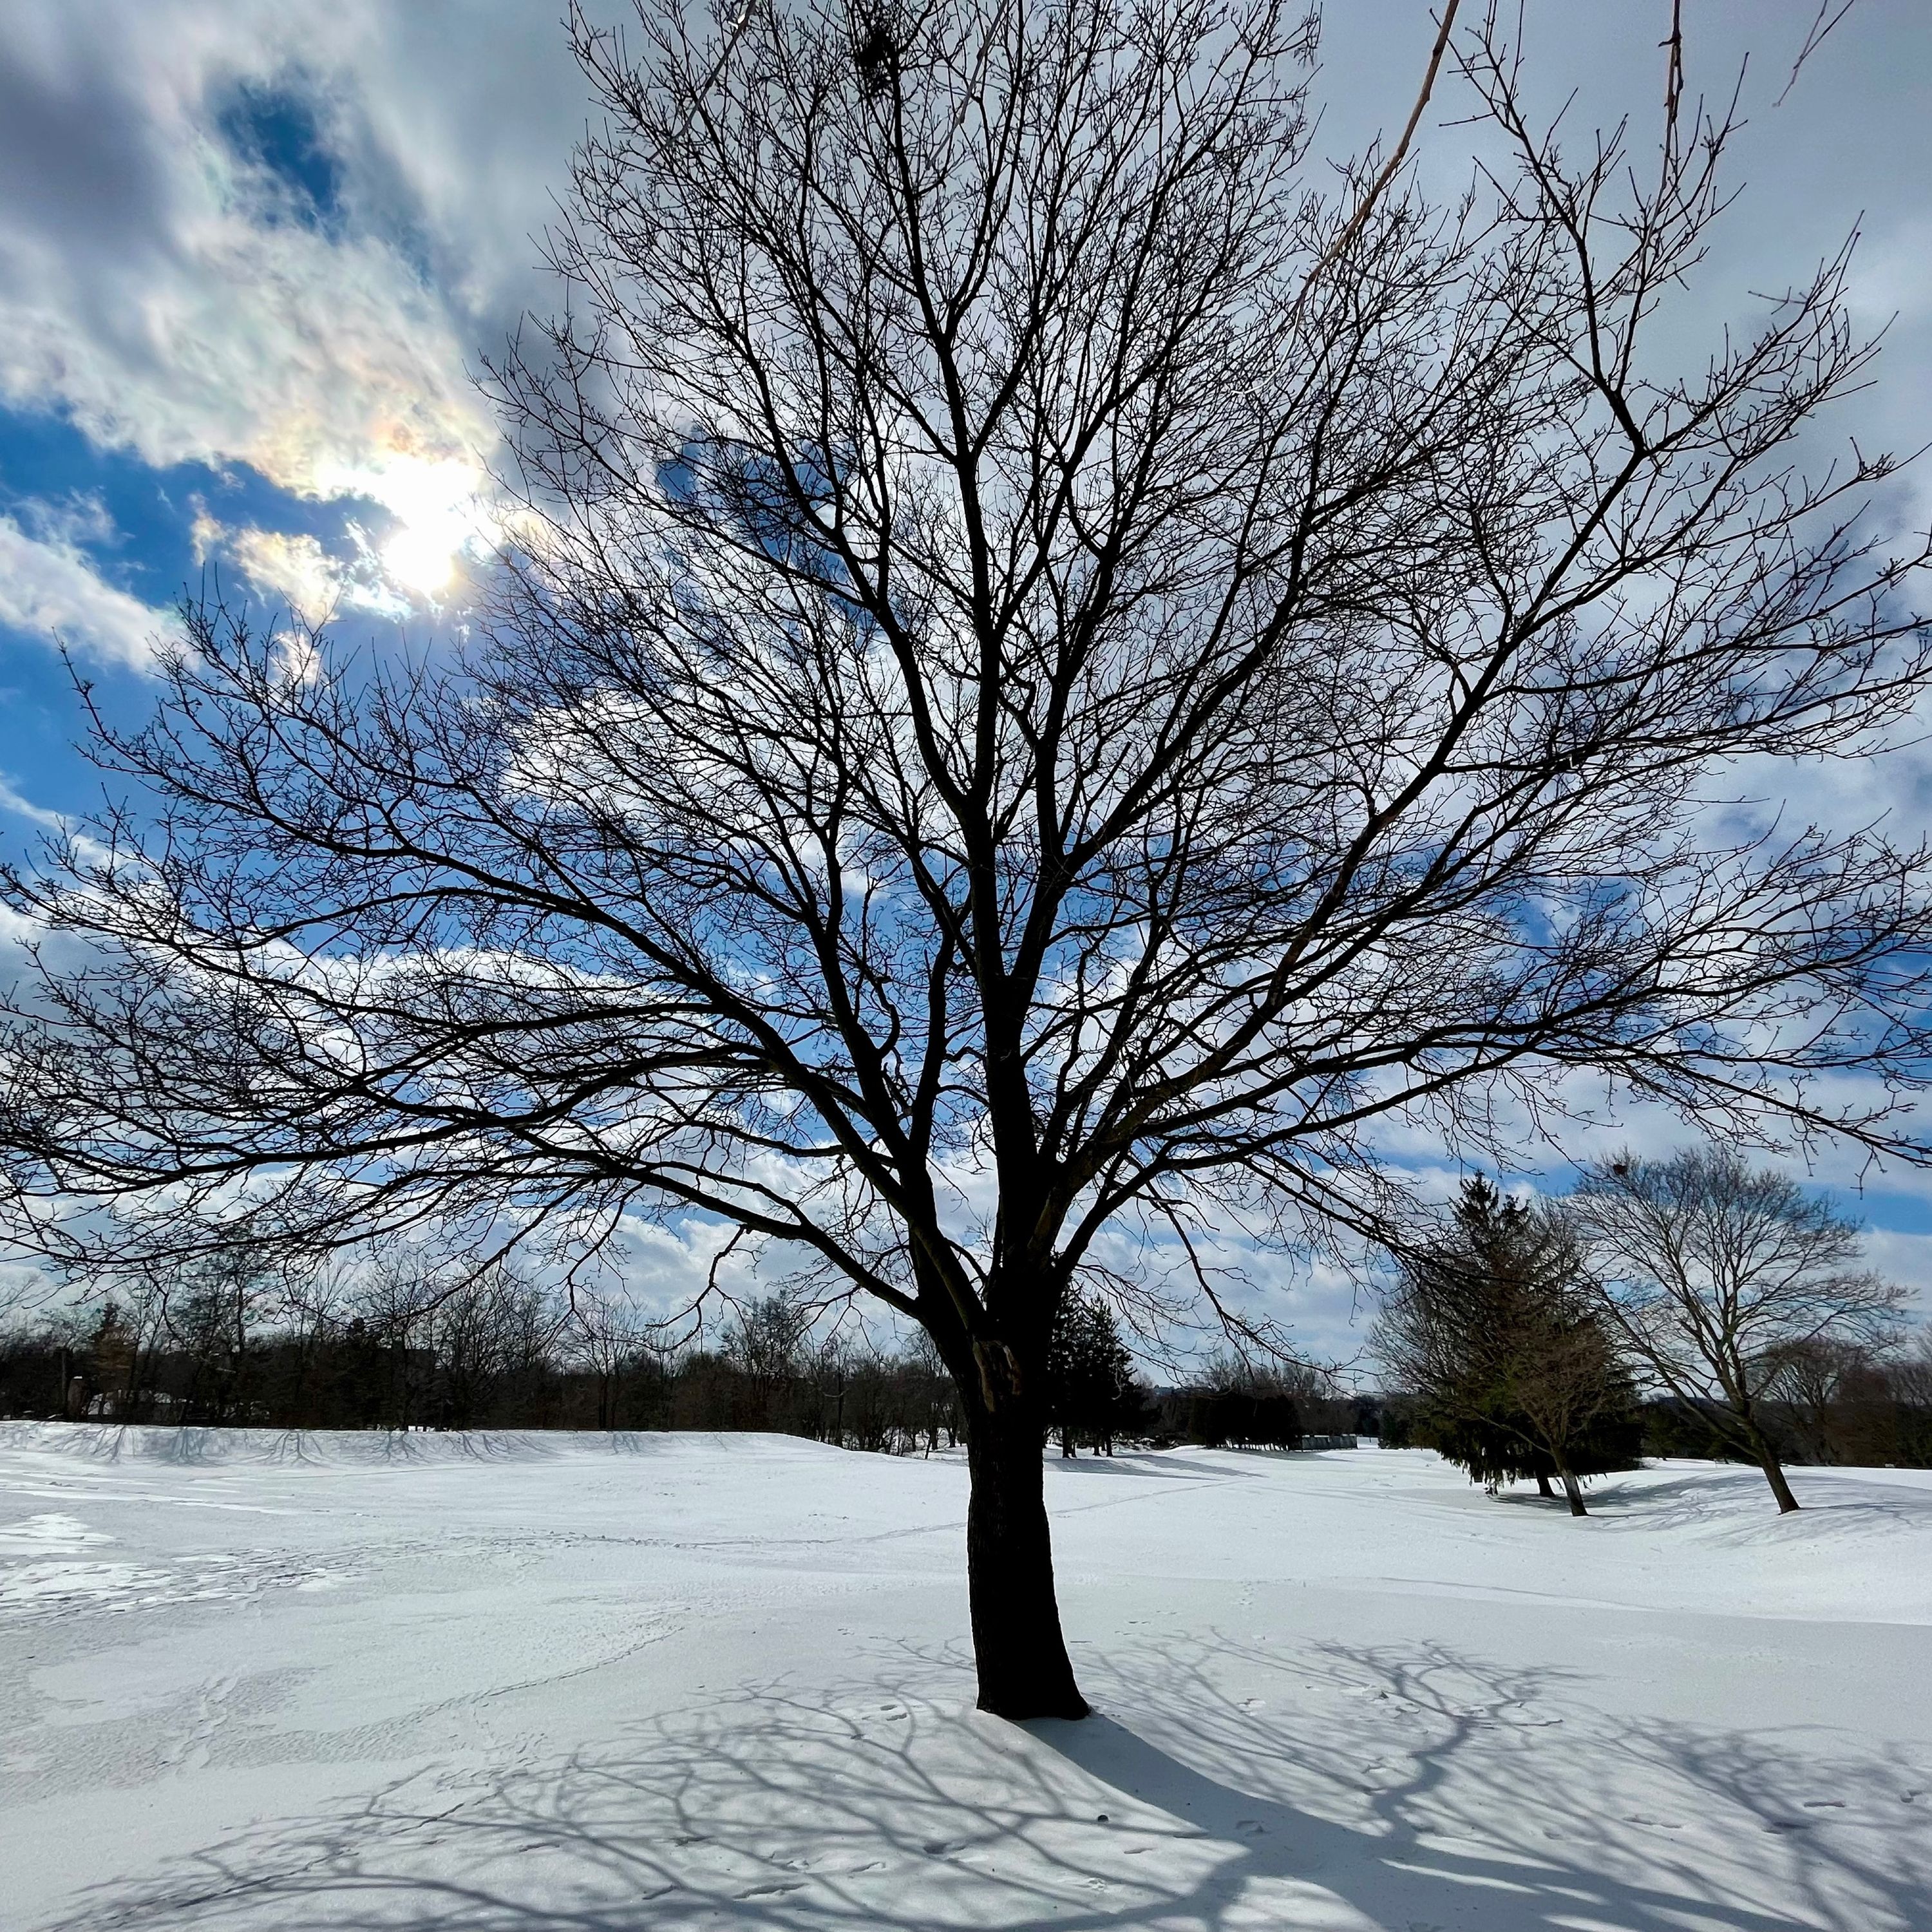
[321,452,489,606]
[381,520,461,597]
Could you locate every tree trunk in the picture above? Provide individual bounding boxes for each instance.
[965,1403,1088,1719]
[1535,1470,1554,1499]
[1738,1406,1801,1513]
[1557,1465,1588,1517]
[1756,1447,1801,1513]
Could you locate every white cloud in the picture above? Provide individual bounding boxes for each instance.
[193,509,410,628]
[0,773,65,829]
[0,512,171,665]
[1850,218,1932,328]
[0,3,564,607]
[16,491,117,549]
[1861,1227,1932,1303]
[224,527,347,627]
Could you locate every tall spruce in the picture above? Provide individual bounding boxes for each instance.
[1378,1180,1640,1514]
[1045,1294,1142,1455]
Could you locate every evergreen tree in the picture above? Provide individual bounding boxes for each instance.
[1377,1179,1641,1514]
[1046,1296,1142,1456]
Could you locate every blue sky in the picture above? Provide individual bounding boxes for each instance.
[3,1,1932,1354]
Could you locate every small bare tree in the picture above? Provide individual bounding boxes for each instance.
[3,1,1932,1711]
[1763,1334,1875,1464]
[567,1280,653,1431]
[1572,1147,1909,1511]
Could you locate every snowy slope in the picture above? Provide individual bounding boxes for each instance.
[3,1425,1927,1931]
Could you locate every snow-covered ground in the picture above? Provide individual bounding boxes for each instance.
[3,1426,1928,1931]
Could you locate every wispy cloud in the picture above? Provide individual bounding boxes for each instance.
[0,772,66,829]
[0,511,171,665]
[192,507,410,627]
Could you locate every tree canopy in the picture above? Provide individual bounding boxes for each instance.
[2,0,1928,1710]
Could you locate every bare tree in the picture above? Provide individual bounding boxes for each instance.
[95,1258,175,1423]
[1763,1333,1873,1464]
[723,1291,815,1428]
[354,1249,442,1433]
[567,1280,654,1430]
[269,1256,356,1428]
[1572,1147,1909,1511]
[167,1245,283,1426]
[3,1,1932,1712]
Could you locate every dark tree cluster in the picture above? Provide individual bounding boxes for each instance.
[0,1278,963,1455]
[1177,1384,1302,1452]
[1151,1356,1359,1452]
[1765,1336,1932,1468]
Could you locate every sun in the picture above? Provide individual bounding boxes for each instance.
[381,519,461,598]
[325,452,488,605]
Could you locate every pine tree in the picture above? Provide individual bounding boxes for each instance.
[1046,1296,1142,1456]
[1378,1179,1641,1514]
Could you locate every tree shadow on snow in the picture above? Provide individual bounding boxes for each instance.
[52,1634,1932,1932]
[1551,1464,1932,1541]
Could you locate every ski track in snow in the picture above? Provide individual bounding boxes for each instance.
[2,1424,1929,1931]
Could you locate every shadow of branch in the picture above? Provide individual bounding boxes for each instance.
[59,1634,1932,1932]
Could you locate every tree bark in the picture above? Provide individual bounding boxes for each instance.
[1756,1447,1801,1513]
[1556,1464,1589,1517]
[1738,1407,1801,1513]
[1535,1470,1555,1499]
[965,1402,1089,1719]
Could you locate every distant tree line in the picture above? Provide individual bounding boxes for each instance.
[0,1264,966,1452]
[0,1262,1379,1463]
[1379,1368,1932,1477]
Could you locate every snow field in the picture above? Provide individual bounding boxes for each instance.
[2,1424,1928,1930]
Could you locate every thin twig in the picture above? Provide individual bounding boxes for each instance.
[1774,0,1858,109]
[1662,0,1683,161]
[1291,0,1464,314]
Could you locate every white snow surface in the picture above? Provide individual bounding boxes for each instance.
[2,1426,1928,1931]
